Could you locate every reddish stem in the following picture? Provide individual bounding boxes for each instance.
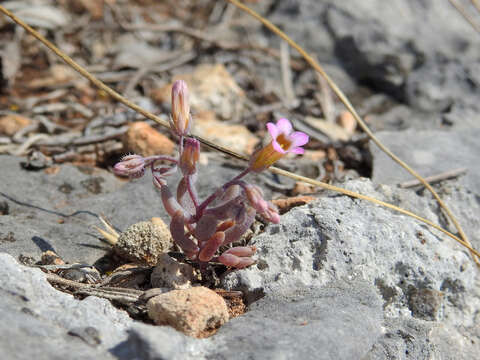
[195,168,250,220]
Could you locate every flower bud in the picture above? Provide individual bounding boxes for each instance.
[222,246,257,257]
[248,142,284,173]
[170,80,191,136]
[243,183,269,213]
[218,253,255,269]
[113,154,145,178]
[179,138,200,176]
[261,202,280,224]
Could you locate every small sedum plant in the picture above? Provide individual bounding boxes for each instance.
[113,80,309,269]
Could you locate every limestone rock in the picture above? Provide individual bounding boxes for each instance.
[0,253,131,360]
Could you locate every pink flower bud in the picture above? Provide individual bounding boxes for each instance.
[261,202,280,224]
[179,138,200,175]
[153,174,190,220]
[243,183,269,213]
[113,154,145,178]
[218,253,255,268]
[222,246,257,257]
[170,80,191,136]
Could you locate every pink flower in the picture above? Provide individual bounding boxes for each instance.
[249,118,309,172]
[267,118,309,155]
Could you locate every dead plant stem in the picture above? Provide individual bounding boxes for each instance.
[449,0,480,33]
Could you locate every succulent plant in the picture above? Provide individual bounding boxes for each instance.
[113,80,308,269]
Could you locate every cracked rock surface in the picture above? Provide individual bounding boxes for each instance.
[2,152,479,358]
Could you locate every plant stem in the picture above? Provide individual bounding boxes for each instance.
[196,168,250,219]
[186,175,200,212]
[146,155,178,164]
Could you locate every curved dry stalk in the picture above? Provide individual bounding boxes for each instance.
[449,0,480,33]
[224,0,478,264]
[473,0,480,13]
[1,5,478,262]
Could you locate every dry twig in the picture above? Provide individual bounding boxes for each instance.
[399,168,468,189]
[449,0,480,33]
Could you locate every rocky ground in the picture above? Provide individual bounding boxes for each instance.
[1,1,480,359]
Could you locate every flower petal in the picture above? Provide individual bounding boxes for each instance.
[266,122,279,139]
[276,118,292,135]
[289,131,309,147]
[289,147,305,154]
[272,140,287,154]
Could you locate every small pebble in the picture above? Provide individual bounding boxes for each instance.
[40,250,65,265]
[408,287,444,321]
[147,286,229,338]
[0,114,31,136]
[272,195,316,214]
[150,253,196,290]
[337,111,357,134]
[291,181,317,195]
[59,266,101,284]
[123,122,174,157]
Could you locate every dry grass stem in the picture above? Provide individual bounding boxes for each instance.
[472,0,480,13]
[399,168,468,189]
[449,0,480,33]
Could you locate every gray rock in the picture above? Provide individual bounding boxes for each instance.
[0,253,132,360]
[266,0,480,121]
[0,155,124,264]
[0,155,253,264]
[113,280,382,360]
[370,128,480,194]
[442,102,480,129]
[209,280,383,360]
[360,103,440,132]
[222,178,480,358]
[325,0,479,110]
[110,323,203,360]
[370,128,480,270]
[364,317,435,360]
[3,149,480,359]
